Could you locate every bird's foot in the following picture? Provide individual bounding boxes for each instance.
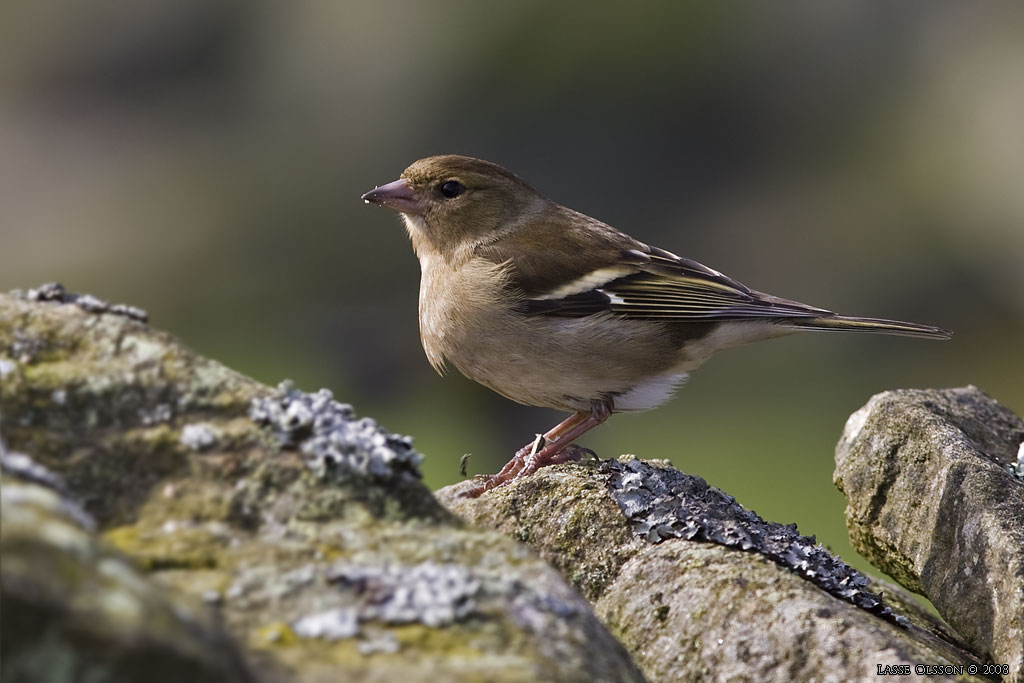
[518,442,595,476]
[459,438,593,499]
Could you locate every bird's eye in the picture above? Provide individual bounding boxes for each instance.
[439,180,465,199]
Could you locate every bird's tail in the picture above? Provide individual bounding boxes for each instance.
[786,315,952,340]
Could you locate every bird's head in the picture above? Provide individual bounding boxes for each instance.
[362,155,546,255]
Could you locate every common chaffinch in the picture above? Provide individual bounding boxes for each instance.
[362,155,950,497]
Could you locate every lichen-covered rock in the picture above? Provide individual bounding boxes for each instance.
[1,456,254,683]
[835,386,1024,681]
[10,287,1014,682]
[604,458,900,620]
[1,287,260,527]
[438,458,988,683]
[0,290,645,683]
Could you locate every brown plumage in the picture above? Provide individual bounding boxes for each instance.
[362,155,951,496]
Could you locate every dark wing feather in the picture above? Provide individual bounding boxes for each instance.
[521,246,834,322]
[520,290,614,317]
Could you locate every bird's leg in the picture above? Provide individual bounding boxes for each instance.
[516,400,611,477]
[461,400,612,498]
[466,414,587,492]
[489,432,548,480]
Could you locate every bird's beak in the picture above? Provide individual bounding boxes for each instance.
[361,178,425,215]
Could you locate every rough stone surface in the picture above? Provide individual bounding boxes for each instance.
[1,457,254,683]
[0,290,645,683]
[439,459,988,683]
[604,458,901,622]
[8,286,1017,682]
[835,386,1024,681]
[14,281,149,322]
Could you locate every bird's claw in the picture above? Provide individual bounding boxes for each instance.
[458,440,595,499]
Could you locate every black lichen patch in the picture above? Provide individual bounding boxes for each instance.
[602,458,906,625]
[249,381,423,482]
[14,283,148,322]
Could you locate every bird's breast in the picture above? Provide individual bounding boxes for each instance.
[414,253,693,412]
[416,253,512,375]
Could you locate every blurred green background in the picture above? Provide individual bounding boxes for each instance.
[3,1,1023,577]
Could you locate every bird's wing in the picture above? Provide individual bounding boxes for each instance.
[558,246,834,321]
[477,220,832,321]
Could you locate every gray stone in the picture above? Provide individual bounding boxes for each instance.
[1,459,254,683]
[604,458,900,621]
[835,386,1024,681]
[439,458,987,683]
[0,290,645,683]
[16,281,148,322]
[10,285,1015,682]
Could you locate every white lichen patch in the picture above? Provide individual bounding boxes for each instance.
[180,423,219,451]
[293,607,360,640]
[120,334,168,365]
[1009,441,1024,481]
[250,381,422,481]
[324,561,480,628]
[842,402,871,444]
[288,560,482,651]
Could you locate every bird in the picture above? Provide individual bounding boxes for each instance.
[361,155,951,497]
